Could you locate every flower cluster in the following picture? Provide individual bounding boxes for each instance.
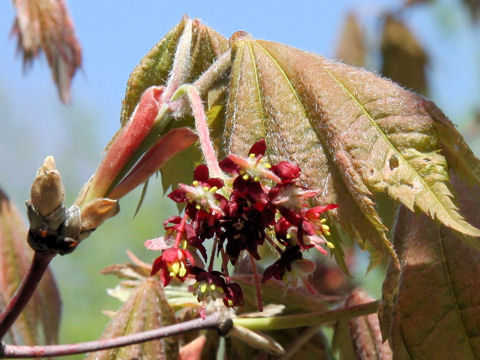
[148,139,337,310]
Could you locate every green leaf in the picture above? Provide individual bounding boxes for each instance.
[222,36,480,268]
[0,189,61,347]
[86,278,178,360]
[381,174,480,359]
[120,15,228,125]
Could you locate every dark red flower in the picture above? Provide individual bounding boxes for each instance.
[271,161,301,183]
[151,248,195,286]
[223,282,244,307]
[262,246,315,287]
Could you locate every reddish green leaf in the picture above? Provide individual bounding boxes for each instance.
[0,189,61,346]
[381,15,429,95]
[222,35,480,269]
[86,278,178,360]
[346,289,392,360]
[381,174,480,359]
[11,0,82,103]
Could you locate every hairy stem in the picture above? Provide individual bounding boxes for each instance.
[193,50,232,96]
[233,300,379,331]
[162,18,193,102]
[172,84,222,178]
[0,250,56,340]
[1,313,228,358]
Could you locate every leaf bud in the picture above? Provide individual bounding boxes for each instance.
[30,156,65,217]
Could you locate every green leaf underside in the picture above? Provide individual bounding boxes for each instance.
[224,38,479,270]
[0,190,61,348]
[225,39,400,268]
[382,183,480,360]
[86,279,178,360]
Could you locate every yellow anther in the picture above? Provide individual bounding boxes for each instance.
[200,283,207,293]
[169,271,176,277]
[254,176,260,182]
[171,262,180,274]
[193,180,199,186]
[286,234,292,239]
[203,186,209,191]
[322,224,330,232]
[210,186,218,193]
[196,204,201,210]
[249,154,255,159]
[320,218,327,224]
[179,264,187,277]
[324,230,331,236]
[326,241,335,249]
[264,163,271,169]
[210,284,216,291]
[243,174,249,180]
[180,240,187,249]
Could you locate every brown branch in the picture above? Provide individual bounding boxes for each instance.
[1,312,230,358]
[0,250,56,340]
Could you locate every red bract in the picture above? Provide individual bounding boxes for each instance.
[151,248,195,286]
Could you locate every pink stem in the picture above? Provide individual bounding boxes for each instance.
[174,214,188,248]
[0,250,56,340]
[1,313,226,358]
[249,255,263,312]
[172,85,222,178]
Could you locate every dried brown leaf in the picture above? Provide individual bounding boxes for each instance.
[86,278,178,360]
[11,0,82,103]
[0,189,61,346]
[381,15,429,95]
[381,174,480,359]
[335,13,366,68]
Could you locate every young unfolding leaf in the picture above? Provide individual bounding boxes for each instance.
[381,174,480,359]
[381,15,429,95]
[120,15,229,125]
[346,288,392,360]
[335,13,366,68]
[222,35,480,268]
[86,278,178,360]
[233,274,329,314]
[11,0,82,103]
[0,189,61,347]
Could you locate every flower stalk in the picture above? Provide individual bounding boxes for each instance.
[232,300,379,331]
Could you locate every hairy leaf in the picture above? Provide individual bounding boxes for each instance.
[381,15,429,95]
[381,174,480,359]
[335,13,366,68]
[86,278,178,360]
[11,0,82,103]
[0,189,61,347]
[120,16,228,125]
[222,35,480,268]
